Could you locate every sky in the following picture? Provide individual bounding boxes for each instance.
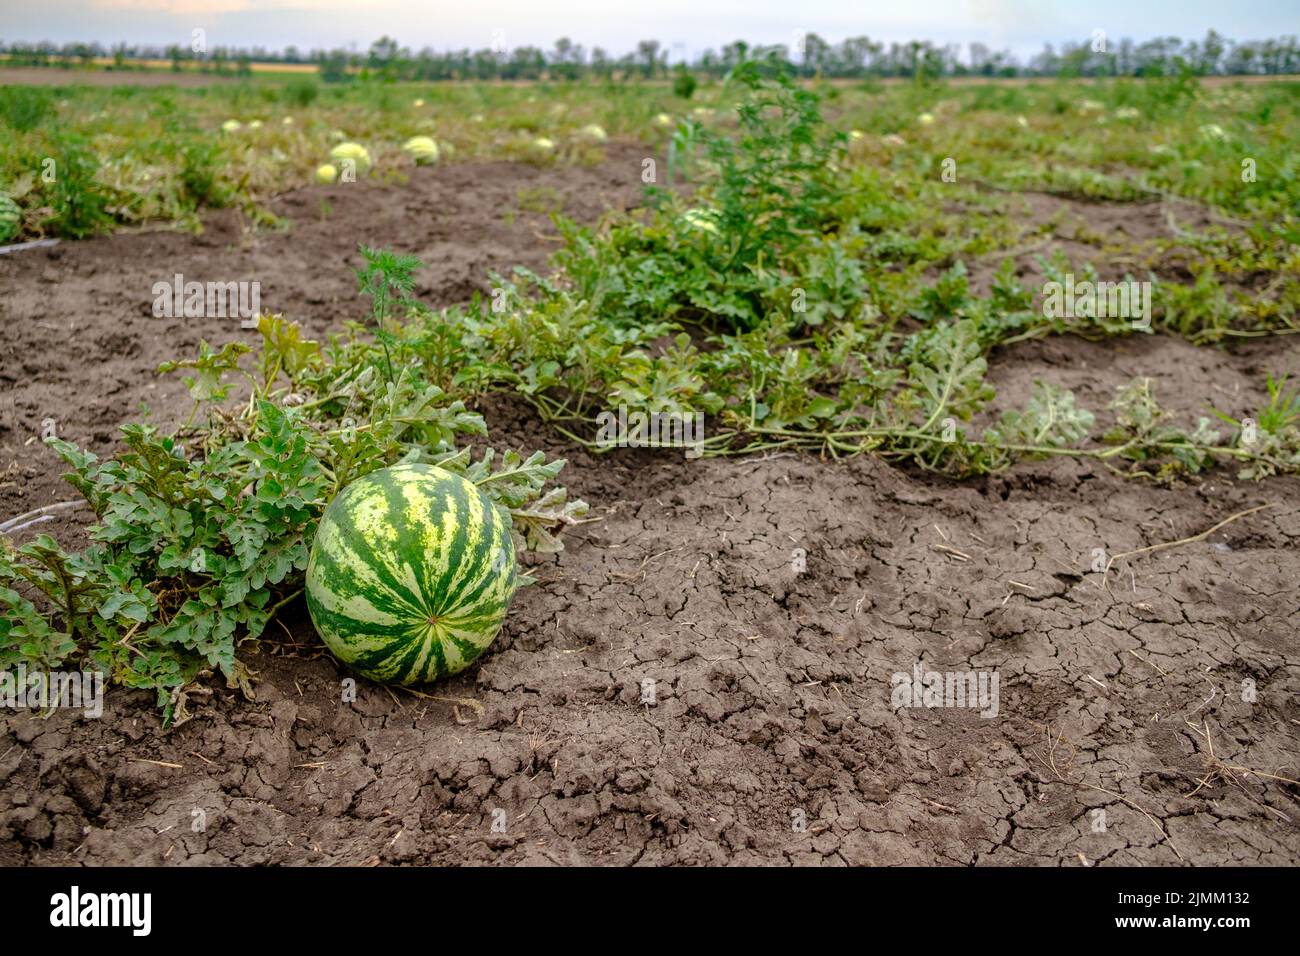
[2,0,1296,60]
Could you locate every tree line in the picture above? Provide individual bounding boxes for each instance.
[2,30,1297,80]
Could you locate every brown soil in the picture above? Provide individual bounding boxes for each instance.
[1,149,1297,866]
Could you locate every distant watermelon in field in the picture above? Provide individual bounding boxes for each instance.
[401,136,440,165]
[305,463,517,685]
[329,141,371,175]
[0,196,20,244]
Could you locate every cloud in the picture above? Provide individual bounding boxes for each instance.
[87,0,337,14]
[89,0,255,12]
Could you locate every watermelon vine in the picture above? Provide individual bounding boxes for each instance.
[0,302,586,726]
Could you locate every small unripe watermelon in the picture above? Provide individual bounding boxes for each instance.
[402,136,440,165]
[0,196,20,244]
[315,163,338,184]
[306,463,518,686]
[329,141,371,174]
[681,207,720,234]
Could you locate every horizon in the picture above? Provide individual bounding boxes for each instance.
[2,0,1297,63]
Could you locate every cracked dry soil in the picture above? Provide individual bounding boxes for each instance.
[1,149,1297,866]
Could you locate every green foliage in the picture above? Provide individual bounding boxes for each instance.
[672,65,698,99]
[1209,374,1300,479]
[284,77,321,107]
[1,294,583,724]
[179,140,231,207]
[1255,375,1300,436]
[0,87,54,132]
[0,542,82,674]
[357,245,422,326]
[389,70,1300,482]
[46,133,114,238]
[986,382,1096,451]
[1101,377,1222,477]
[561,62,850,333]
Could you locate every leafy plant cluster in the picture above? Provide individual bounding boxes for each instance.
[1,252,585,723]
[381,66,1300,482]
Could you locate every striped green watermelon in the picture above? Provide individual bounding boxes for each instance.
[305,463,517,685]
[0,196,20,244]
